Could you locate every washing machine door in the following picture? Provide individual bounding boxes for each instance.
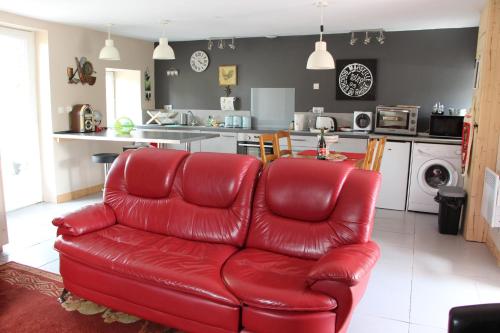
[417,159,459,196]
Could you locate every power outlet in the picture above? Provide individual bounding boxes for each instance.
[313,83,320,90]
[312,107,324,114]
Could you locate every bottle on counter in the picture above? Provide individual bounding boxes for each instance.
[317,129,327,160]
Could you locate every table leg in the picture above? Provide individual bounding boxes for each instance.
[185,142,191,152]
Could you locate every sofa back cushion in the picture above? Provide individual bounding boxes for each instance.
[104,149,261,247]
[246,158,381,260]
[168,153,261,246]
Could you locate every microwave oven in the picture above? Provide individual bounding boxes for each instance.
[374,105,419,135]
[429,115,464,138]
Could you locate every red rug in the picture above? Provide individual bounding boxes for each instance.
[0,262,179,332]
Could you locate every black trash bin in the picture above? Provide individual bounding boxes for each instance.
[434,186,467,235]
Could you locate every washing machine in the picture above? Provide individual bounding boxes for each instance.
[408,142,463,213]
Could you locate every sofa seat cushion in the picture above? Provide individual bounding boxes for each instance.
[222,248,337,312]
[54,224,240,306]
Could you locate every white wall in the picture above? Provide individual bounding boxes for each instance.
[0,11,155,200]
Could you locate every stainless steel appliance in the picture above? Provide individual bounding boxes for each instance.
[69,104,95,133]
[353,111,373,131]
[315,116,337,131]
[237,133,273,158]
[429,115,464,138]
[375,105,419,135]
[294,113,307,131]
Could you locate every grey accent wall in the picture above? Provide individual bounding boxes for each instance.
[155,28,477,131]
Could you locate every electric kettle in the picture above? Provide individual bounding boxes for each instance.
[315,116,337,131]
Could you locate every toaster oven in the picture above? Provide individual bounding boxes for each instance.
[374,105,419,135]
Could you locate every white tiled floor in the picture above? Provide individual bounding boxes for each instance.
[1,197,499,333]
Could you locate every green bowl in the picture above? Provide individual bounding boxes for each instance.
[114,117,135,135]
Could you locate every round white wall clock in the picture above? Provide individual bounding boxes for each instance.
[190,50,209,72]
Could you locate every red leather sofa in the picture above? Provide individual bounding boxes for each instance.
[53,148,381,333]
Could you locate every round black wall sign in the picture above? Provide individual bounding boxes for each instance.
[335,59,377,100]
[338,63,373,97]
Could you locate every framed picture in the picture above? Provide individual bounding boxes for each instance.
[219,65,237,86]
[336,59,377,100]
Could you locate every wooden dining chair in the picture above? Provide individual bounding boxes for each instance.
[362,137,387,172]
[274,131,293,157]
[259,133,278,165]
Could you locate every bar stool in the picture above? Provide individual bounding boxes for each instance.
[92,153,119,179]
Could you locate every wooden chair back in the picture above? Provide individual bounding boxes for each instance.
[259,133,278,165]
[362,137,387,172]
[274,131,293,157]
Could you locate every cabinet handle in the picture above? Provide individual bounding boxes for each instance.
[291,139,307,142]
[220,135,236,138]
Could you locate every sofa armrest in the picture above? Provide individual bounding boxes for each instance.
[52,203,116,236]
[307,241,380,287]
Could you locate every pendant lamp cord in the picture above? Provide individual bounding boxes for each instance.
[319,2,324,42]
[107,24,111,40]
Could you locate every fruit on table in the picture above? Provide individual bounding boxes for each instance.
[114,117,135,135]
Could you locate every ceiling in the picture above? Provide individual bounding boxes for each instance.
[0,0,486,42]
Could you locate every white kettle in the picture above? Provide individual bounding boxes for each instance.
[316,116,337,131]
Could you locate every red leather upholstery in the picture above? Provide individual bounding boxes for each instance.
[223,248,337,312]
[247,158,379,260]
[53,203,115,236]
[307,241,380,287]
[55,224,239,306]
[104,149,260,247]
[53,149,381,333]
[242,306,336,333]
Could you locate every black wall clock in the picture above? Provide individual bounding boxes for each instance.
[336,59,377,100]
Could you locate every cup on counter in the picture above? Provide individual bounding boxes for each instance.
[224,116,234,128]
[242,116,252,129]
[164,105,173,111]
[233,116,242,128]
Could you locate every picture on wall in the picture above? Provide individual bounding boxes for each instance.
[219,65,237,86]
[336,59,377,100]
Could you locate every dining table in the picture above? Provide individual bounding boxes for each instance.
[290,150,366,168]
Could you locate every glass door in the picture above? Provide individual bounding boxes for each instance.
[0,27,43,211]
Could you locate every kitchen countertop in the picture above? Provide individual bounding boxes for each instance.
[53,129,220,145]
[137,124,461,144]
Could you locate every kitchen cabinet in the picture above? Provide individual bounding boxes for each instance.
[331,137,367,153]
[282,135,368,154]
[200,131,237,154]
[376,141,411,210]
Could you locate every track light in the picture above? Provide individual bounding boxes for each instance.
[349,32,357,46]
[376,31,385,44]
[349,29,385,46]
[228,37,236,50]
[208,39,213,50]
[363,32,371,45]
[218,39,225,49]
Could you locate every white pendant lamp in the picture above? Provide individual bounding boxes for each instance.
[307,0,335,70]
[99,24,120,61]
[153,20,175,60]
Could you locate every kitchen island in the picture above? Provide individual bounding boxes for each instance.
[53,128,220,151]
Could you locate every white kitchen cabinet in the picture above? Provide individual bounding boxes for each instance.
[282,135,368,154]
[331,137,368,153]
[376,141,411,210]
[200,131,237,154]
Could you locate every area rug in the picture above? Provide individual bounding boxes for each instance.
[0,262,181,332]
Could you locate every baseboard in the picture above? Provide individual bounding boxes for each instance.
[485,229,500,267]
[56,184,103,203]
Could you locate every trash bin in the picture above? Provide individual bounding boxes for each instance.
[434,186,467,235]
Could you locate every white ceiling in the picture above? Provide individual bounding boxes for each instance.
[0,0,486,41]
